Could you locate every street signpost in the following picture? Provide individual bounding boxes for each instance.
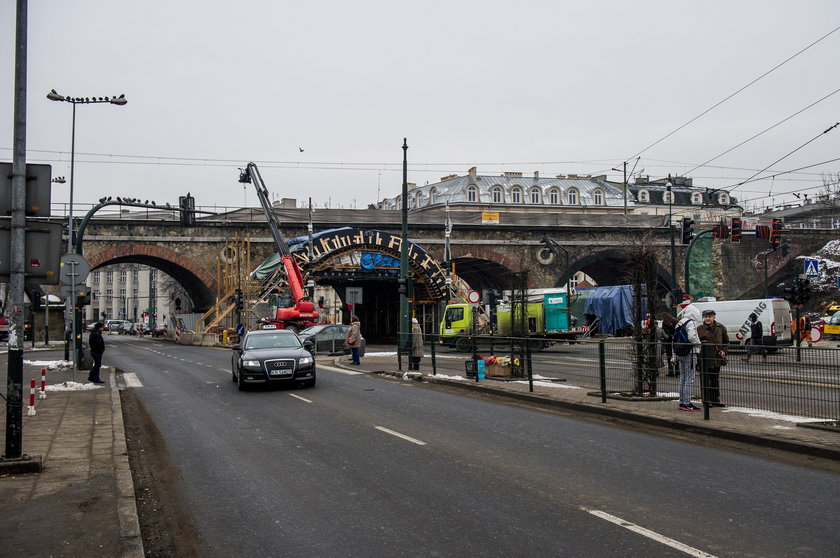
[804,259,819,278]
[467,290,480,304]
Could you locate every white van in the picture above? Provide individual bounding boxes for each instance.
[681,298,793,348]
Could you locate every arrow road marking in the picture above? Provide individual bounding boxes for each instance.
[582,508,718,557]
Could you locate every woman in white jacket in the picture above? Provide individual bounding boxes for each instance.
[673,304,702,411]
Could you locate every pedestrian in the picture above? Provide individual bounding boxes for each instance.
[697,309,729,407]
[741,313,767,363]
[409,317,424,371]
[660,313,678,376]
[799,314,813,347]
[88,322,106,384]
[345,315,362,365]
[672,304,702,411]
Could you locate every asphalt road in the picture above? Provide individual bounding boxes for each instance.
[105,336,840,557]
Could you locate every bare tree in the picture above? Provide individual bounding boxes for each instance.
[623,231,662,396]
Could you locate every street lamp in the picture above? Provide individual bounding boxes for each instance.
[666,178,677,312]
[46,89,127,253]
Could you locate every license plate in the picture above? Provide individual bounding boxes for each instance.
[269,369,292,376]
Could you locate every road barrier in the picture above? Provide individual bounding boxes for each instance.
[39,368,46,400]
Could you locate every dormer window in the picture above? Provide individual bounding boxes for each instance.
[592,188,604,205]
[415,191,424,207]
[691,192,703,205]
[491,185,504,203]
[662,190,674,204]
[638,189,649,202]
[429,187,437,205]
[530,187,542,204]
[511,186,523,204]
[467,184,478,202]
[548,188,561,204]
[718,193,730,205]
[567,188,579,205]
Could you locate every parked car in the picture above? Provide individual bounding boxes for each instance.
[151,322,168,337]
[0,315,9,340]
[231,328,316,390]
[118,322,134,335]
[105,320,128,334]
[297,324,366,357]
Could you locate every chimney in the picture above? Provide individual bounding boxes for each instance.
[503,171,522,178]
[440,174,458,182]
[534,171,540,179]
[407,183,416,191]
[468,167,477,180]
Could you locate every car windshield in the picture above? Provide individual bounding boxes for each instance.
[299,325,328,335]
[245,333,302,350]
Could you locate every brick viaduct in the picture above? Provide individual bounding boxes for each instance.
[77,206,835,314]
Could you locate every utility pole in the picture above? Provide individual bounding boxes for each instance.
[399,139,410,352]
[3,0,40,471]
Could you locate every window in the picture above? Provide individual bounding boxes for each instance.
[662,190,674,204]
[429,187,437,205]
[638,189,649,202]
[718,193,730,205]
[133,288,138,300]
[491,185,504,203]
[106,289,113,302]
[511,186,523,204]
[132,270,139,282]
[466,184,478,202]
[530,187,542,204]
[567,188,579,205]
[691,192,703,205]
[415,191,424,207]
[106,271,113,284]
[548,188,561,205]
[592,188,604,205]
[119,270,127,283]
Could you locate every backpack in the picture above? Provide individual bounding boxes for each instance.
[672,322,692,357]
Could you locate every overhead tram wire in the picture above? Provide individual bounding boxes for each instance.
[626,24,840,161]
[684,86,840,175]
[726,122,840,192]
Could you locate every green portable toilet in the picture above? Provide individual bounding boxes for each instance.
[544,292,570,333]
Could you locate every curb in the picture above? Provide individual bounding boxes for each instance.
[109,371,145,558]
[377,369,840,462]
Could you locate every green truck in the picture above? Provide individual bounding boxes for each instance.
[439,290,589,352]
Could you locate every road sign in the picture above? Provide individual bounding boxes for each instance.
[803,259,819,278]
[60,253,90,284]
[467,290,480,304]
[236,323,245,336]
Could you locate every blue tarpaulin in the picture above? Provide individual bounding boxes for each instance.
[580,285,645,335]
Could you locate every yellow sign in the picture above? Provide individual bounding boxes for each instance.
[481,212,500,224]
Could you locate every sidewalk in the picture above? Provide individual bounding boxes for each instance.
[0,351,142,558]
[348,352,840,463]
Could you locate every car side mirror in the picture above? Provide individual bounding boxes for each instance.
[303,340,315,354]
[231,344,241,351]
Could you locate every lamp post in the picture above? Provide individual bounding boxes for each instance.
[666,179,677,312]
[46,90,127,252]
[47,89,126,371]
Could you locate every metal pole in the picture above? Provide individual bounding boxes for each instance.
[668,183,676,310]
[67,102,76,252]
[623,161,627,215]
[5,0,27,460]
[399,139,410,352]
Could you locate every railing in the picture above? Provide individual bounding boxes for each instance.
[396,333,840,422]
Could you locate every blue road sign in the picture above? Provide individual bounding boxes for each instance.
[236,323,245,336]
[804,259,819,278]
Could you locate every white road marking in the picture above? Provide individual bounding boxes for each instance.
[289,393,312,403]
[219,368,231,374]
[374,426,427,446]
[122,373,143,388]
[582,508,718,557]
[318,363,364,375]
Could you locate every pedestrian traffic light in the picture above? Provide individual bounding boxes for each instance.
[680,217,695,244]
[797,278,812,305]
[782,281,796,303]
[712,223,729,239]
[730,218,742,243]
[398,277,407,296]
[233,288,244,312]
[76,288,91,307]
[31,289,42,311]
[179,193,195,227]
[770,218,783,247]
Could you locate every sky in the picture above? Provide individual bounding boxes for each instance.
[2,1,839,215]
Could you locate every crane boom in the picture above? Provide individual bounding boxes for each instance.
[239,162,311,314]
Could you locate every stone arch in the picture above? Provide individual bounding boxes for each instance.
[298,228,448,300]
[557,248,676,295]
[87,243,217,311]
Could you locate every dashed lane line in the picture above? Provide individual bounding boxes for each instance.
[289,393,312,403]
[374,426,427,446]
[582,508,717,557]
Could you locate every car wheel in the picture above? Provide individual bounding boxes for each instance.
[236,368,246,391]
[231,366,237,383]
[454,336,471,353]
[302,374,316,388]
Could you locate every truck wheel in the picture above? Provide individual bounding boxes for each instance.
[454,336,471,353]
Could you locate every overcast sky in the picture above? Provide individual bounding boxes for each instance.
[2,1,839,214]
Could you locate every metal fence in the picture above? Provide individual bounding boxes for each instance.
[398,333,840,421]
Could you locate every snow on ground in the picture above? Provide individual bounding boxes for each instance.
[24,359,72,370]
[719,406,828,424]
[45,381,103,392]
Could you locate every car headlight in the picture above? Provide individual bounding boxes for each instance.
[299,356,313,365]
[243,359,261,368]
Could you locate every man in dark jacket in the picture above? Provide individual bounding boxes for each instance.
[697,309,729,406]
[88,322,106,384]
[741,313,766,363]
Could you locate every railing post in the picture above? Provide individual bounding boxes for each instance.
[599,339,607,403]
[526,339,534,392]
[430,332,437,375]
[700,342,710,420]
[397,332,403,371]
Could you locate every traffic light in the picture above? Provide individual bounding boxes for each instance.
[179,193,195,227]
[31,289,42,311]
[730,218,742,243]
[782,281,796,303]
[781,241,790,257]
[712,223,729,239]
[76,288,91,306]
[770,218,783,247]
[797,278,812,305]
[397,277,407,295]
[233,288,244,312]
[680,217,695,244]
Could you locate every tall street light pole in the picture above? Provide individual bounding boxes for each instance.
[667,178,677,313]
[46,89,126,371]
[399,139,410,353]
